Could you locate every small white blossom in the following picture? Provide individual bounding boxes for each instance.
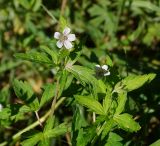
[0,104,3,112]
[54,27,76,49]
[95,64,110,77]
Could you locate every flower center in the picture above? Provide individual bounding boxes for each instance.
[60,35,68,42]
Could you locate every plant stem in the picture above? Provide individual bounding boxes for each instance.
[35,111,43,127]
[50,78,60,116]
[0,97,66,146]
[93,112,96,123]
[60,0,67,16]
[13,110,50,140]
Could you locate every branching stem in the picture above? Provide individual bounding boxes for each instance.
[0,97,66,146]
[35,111,43,127]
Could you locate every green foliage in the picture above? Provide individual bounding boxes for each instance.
[0,0,159,145]
[113,113,141,132]
[14,51,53,65]
[105,132,123,146]
[40,45,58,65]
[13,79,39,111]
[44,123,70,138]
[150,139,160,146]
[0,61,21,74]
[75,95,105,115]
[115,92,127,115]
[40,84,55,108]
[114,74,156,93]
[21,132,43,146]
[66,65,97,86]
[21,122,69,146]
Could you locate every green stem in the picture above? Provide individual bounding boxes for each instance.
[13,110,50,140]
[0,97,66,146]
[50,78,60,116]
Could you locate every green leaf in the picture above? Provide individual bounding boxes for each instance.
[59,16,67,31]
[106,55,113,67]
[75,95,105,115]
[40,116,55,146]
[66,65,97,86]
[18,0,31,9]
[113,113,141,132]
[38,139,50,146]
[68,40,83,65]
[21,132,43,146]
[72,107,88,131]
[14,51,53,65]
[13,79,39,111]
[44,123,70,138]
[12,105,31,121]
[150,139,160,146]
[0,86,10,103]
[101,119,114,140]
[0,61,21,74]
[114,73,156,93]
[40,45,58,64]
[13,79,34,101]
[43,116,55,133]
[71,107,88,146]
[103,92,112,114]
[58,70,68,98]
[115,92,127,115]
[0,108,11,120]
[40,84,55,108]
[32,0,42,11]
[131,1,160,13]
[76,126,97,146]
[105,132,123,146]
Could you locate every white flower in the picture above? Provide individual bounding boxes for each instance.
[0,104,3,112]
[95,64,110,77]
[54,27,76,49]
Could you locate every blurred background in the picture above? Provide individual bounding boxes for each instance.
[0,0,160,145]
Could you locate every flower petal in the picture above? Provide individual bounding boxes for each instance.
[95,64,101,68]
[56,40,63,48]
[68,34,76,41]
[63,27,71,35]
[54,32,61,39]
[102,65,108,71]
[64,40,73,49]
[104,71,110,76]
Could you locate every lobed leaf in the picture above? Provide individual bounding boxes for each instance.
[44,123,70,138]
[40,84,55,108]
[115,92,127,115]
[40,45,58,64]
[113,113,141,132]
[101,119,114,140]
[105,132,123,146]
[75,95,105,115]
[21,132,43,146]
[14,51,53,65]
[114,73,156,93]
[13,79,39,111]
[66,65,97,86]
